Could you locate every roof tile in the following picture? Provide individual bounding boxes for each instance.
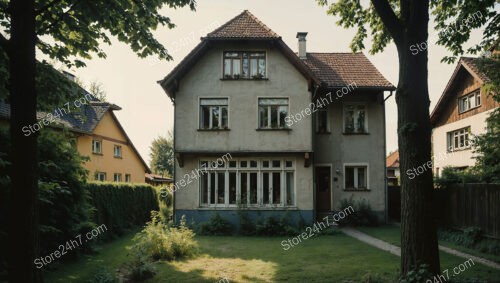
[206,10,280,39]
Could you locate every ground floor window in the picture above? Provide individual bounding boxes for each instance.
[199,158,295,207]
[345,165,368,190]
[95,172,106,181]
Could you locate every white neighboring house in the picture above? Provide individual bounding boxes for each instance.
[431,57,499,177]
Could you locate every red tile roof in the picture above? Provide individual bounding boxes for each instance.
[302,53,394,89]
[205,10,280,40]
[386,150,399,168]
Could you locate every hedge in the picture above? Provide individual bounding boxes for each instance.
[86,182,159,239]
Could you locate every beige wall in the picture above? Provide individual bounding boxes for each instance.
[77,111,147,183]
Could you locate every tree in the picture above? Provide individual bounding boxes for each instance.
[316,0,498,276]
[88,81,107,102]
[149,132,174,177]
[0,0,195,281]
[473,53,500,183]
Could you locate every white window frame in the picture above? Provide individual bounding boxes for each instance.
[447,126,471,151]
[199,97,229,130]
[258,97,289,129]
[95,172,106,181]
[343,103,368,134]
[344,163,369,190]
[113,145,122,158]
[222,51,267,79]
[458,90,481,113]
[92,139,102,154]
[113,173,122,182]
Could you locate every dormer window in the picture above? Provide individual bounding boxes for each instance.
[223,51,266,79]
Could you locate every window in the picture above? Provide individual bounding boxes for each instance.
[344,104,367,133]
[113,173,122,182]
[258,98,288,129]
[125,174,131,182]
[345,165,368,190]
[447,127,471,151]
[316,108,329,133]
[200,98,228,129]
[199,159,295,207]
[92,139,102,154]
[95,172,106,181]
[114,145,122,158]
[223,51,266,79]
[458,90,481,113]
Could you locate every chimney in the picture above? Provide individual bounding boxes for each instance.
[296,32,308,59]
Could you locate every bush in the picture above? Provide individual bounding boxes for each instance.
[398,264,433,283]
[238,211,256,236]
[88,267,117,283]
[435,167,481,188]
[438,227,500,256]
[156,186,173,224]
[87,182,159,240]
[255,214,298,236]
[198,213,233,236]
[338,197,378,226]
[130,212,198,262]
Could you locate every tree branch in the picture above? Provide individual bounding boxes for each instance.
[0,32,9,53]
[36,0,63,17]
[36,0,81,34]
[371,0,404,44]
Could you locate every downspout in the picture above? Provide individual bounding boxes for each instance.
[311,83,320,221]
[172,94,177,225]
[383,90,393,223]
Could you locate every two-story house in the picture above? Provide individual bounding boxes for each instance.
[431,57,498,176]
[159,10,395,226]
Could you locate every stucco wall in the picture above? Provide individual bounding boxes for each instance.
[77,111,147,183]
[174,42,312,153]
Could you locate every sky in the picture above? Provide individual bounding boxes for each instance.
[57,0,486,164]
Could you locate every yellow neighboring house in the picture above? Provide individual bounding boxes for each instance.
[0,99,150,183]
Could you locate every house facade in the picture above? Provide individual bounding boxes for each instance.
[431,57,498,176]
[386,150,400,186]
[159,11,395,226]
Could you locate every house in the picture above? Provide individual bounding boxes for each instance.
[159,10,395,226]
[145,173,174,187]
[386,150,400,186]
[431,57,499,177]
[0,88,150,184]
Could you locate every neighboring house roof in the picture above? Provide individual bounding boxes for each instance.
[0,99,150,173]
[386,150,399,168]
[158,10,395,98]
[145,173,173,183]
[430,57,491,125]
[302,53,394,89]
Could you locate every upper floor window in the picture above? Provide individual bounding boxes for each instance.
[200,98,228,130]
[447,127,471,151]
[344,104,367,134]
[92,139,102,154]
[316,108,329,133]
[114,145,122,158]
[258,98,288,129]
[458,90,481,113]
[223,51,266,79]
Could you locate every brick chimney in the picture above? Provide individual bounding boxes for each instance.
[296,32,308,59]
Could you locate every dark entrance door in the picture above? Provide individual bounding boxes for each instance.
[316,167,331,211]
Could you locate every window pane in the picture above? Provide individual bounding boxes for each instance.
[345,167,354,188]
[250,173,258,204]
[344,106,354,133]
[356,107,366,132]
[258,58,266,76]
[358,168,366,188]
[201,106,210,129]
[286,172,294,206]
[210,173,216,204]
[221,107,228,128]
[211,107,220,128]
[259,98,288,105]
[272,160,281,168]
[241,173,248,204]
[200,98,228,106]
[270,106,278,128]
[224,52,239,58]
[217,172,225,205]
[250,160,258,168]
[285,161,293,168]
[224,59,231,76]
[476,93,481,106]
[454,136,459,148]
[272,172,281,204]
[250,59,258,76]
[240,160,247,168]
[201,174,208,204]
[232,59,241,76]
[242,57,249,78]
[263,172,270,204]
[229,161,237,168]
[278,106,288,127]
[259,106,268,128]
[317,110,327,132]
[229,172,237,204]
[262,161,269,168]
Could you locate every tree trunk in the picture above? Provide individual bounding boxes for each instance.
[396,1,440,275]
[7,0,41,282]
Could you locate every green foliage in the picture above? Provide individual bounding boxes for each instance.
[238,211,256,236]
[149,133,174,177]
[472,55,500,183]
[434,167,481,187]
[86,182,159,240]
[338,197,378,226]
[439,227,500,256]
[198,213,233,236]
[156,186,173,223]
[87,267,117,283]
[255,214,298,236]
[398,264,433,283]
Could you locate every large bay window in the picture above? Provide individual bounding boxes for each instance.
[223,51,266,79]
[200,98,228,129]
[258,98,289,129]
[199,158,295,207]
[344,104,367,133]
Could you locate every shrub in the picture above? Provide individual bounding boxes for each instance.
[88,267,117,283]
[255,214,297,236]
[435,167,481,188]
[398,264,433,283]
[156,186,173,224]
[198,213,233,236]
[438,227,500,256]
[130,212,198,262]
[338,197,378,226]
[87,182,159,240]
[238,211,256,236]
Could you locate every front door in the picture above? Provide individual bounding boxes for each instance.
[315,167,331,211]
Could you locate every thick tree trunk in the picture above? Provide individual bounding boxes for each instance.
[396,2,440,275]
[7,0,41,282]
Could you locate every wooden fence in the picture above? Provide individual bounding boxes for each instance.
[434,183,500,238]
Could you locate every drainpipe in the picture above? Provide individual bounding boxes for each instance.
[383,90,393,224]
[311,83,320,221]
[172,95,177,225]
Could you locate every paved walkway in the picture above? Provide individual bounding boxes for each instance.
[341,227,500,270]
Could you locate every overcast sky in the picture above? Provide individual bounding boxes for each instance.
[57,0,486,164]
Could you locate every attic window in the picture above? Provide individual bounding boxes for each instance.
[458,90,481,113]
[223,51,266,79]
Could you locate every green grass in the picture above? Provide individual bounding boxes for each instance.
[45,229,500,283]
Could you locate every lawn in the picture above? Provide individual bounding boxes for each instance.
[45,229,499,283]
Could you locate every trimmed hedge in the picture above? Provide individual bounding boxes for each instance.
[86,182,159,239]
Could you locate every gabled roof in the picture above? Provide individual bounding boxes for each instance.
[205,10,280,40]
[430,57,491,125]
[386,150,399,168]
[302,53,395,89]
[158,10,395,98]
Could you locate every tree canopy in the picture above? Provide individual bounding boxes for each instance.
[149,133,174,177]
